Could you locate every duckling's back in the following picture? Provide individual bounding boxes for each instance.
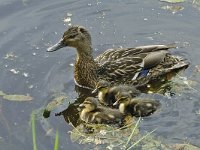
[80,105,125,124]
[128,99,160,117]
[109,85,141,98]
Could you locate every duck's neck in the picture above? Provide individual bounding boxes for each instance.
[98,89,109,104]
[119,100,130,114]
[74,46,98,89]
[119,103,126,114]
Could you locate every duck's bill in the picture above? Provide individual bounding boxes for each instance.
[47,38,65,52]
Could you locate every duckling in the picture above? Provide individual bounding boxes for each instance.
[114,92,160,117]
[47,25,189,89]
[92,80,140,107]
[79,97,125,124]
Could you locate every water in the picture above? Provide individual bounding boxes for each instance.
[0,0,200,149]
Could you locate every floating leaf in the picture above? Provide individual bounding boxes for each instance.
[3,94,33,101]
[0,91,6,96]
[160,0,185,3]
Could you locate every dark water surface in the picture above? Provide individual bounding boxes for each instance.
[0,0,200,149]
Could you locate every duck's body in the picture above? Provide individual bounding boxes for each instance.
[114,92,160,117]
[79,97,124,124]
[47,25,189,89]
[93,80,140,107]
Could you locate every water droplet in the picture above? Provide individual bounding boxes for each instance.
[10,69,19,74]
[63,17,71,23]
[67,13,72,17]
[23,72,29,77]
[69,63,74,67]
[29,85,34,89]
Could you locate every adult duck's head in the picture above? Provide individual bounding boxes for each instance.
[47,25,92,54]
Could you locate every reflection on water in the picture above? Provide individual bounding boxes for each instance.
[0,0,200,149]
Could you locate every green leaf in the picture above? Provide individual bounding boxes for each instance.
[54,130,59,150]
[31,112,37,150]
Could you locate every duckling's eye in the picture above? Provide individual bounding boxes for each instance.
[99,87,104,90]
[84,101,92,105]
[120,97,127,101]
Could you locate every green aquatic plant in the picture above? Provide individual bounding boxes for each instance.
[54,130,59,150]
[31,111,59,150]
[125,117,141,148]
[69,117,157,149]
[31,112,37,150]
[127,128,156,150]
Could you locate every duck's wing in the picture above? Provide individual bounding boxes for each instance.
[98,57,144,81]
[95,44,173,64]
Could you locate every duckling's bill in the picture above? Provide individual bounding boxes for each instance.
[92,88,98,94]
[113,100,119,106]
[79,103,85,108]
[47,38,66,52]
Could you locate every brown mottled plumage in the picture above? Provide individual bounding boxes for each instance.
[47,25,189,89]
[114,92,160,117]
[79,97,125,124]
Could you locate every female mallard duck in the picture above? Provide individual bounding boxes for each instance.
[47,25,189,89]
[92,80,140,107]
[79,97,125,124]
[114,92,160,117]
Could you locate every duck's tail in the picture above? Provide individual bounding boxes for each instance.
[166,55,189,72]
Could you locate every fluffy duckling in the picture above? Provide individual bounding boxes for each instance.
[114,92,160,117]
[92,80,140,106]
[79,97,125,124]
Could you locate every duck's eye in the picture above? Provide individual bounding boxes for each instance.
[79,28,86,34]
[68,34,77,39]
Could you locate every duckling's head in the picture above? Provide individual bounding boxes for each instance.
[92,80,110,94]
[47,25,92,53]
[79,97,97,112]
[113,92,131,106]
